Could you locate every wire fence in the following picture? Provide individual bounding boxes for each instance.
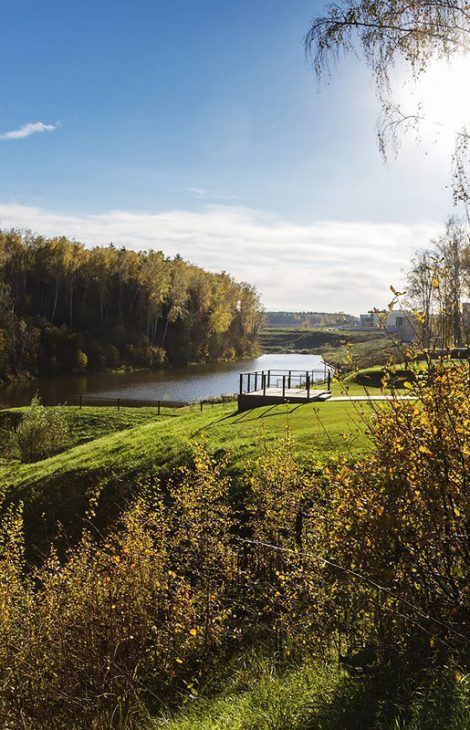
[70,393,237,413]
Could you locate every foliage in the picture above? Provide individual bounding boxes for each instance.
[15,396,69,463]
[406,217,470,348]
[0,448,236,729]
[0,229,263,381]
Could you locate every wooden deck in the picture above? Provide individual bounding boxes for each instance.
[238,387,330,412]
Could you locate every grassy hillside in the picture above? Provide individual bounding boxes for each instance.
[1,390,380,555]
[1,394,375,490]
[260,327,390,354]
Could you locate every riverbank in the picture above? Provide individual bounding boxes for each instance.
[0,353,326,409]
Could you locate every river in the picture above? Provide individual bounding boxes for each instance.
[0,353,328,408]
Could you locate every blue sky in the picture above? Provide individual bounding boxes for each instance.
[0,0,459,312]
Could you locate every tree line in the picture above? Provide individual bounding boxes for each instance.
[0,230,263,381]
[264,311,358,328]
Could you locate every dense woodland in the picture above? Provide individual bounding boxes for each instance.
[0,230,263,382]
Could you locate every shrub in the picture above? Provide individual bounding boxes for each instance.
[15,396,69,463]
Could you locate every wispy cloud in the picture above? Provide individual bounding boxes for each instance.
[0,201,439,313]
[0,121,58,141]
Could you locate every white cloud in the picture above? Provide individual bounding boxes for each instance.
[0,121,58,140]
[0,201,440,313]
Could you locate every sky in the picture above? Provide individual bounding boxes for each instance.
[0,0,464,313]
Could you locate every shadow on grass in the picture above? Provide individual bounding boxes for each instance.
[230,403,307,425]
[302,664,469,730]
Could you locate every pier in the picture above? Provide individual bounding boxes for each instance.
[238,368,332,411]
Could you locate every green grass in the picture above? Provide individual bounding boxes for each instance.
[0,394,381,491]
[154,654,470,730]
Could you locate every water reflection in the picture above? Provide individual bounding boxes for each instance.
[0,354,327,408]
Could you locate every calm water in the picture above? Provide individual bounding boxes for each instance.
[0,354,328,408]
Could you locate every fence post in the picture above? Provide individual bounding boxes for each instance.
[282,375,286,399]
[255,372,258,391]
[117,398,120,411]
[248,373,251,393]
[239,373,243,395]
[288,370,291,389]
[306,374,310,399]
[157,400,161,416]
[268,370,271,388]
[262,373,266,396]
[327,371,331,391]
[200,401,203,412]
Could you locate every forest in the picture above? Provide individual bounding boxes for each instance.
[0,229,263,382]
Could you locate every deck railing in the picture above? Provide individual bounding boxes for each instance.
[239,368,332,397]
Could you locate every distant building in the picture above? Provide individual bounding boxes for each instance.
[359,312,381,329]
[358,309,415,342]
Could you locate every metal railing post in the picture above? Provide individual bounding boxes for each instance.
[239,373,243,395]
[327,371,331,391]
[255,372,258,391]
[248,373,251,393]
[262,373,266,396]
[282,375,286,399]
[306,374,310,399]
[268,370,271,388]
[288,370,291,389]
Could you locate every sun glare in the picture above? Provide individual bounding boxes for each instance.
[398,55,470,142]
